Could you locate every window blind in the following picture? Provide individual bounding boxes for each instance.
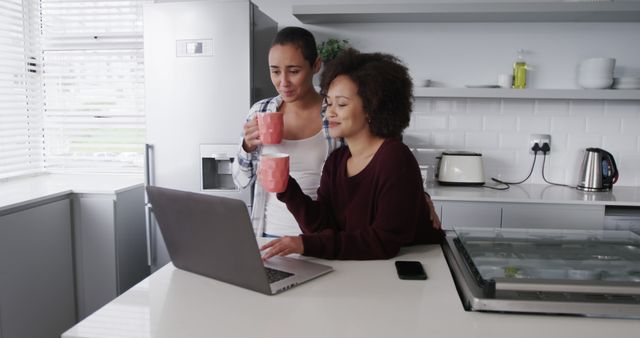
[0,0,44,179]
[41,0,149,173]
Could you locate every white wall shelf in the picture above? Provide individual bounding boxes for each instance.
[413,87,640,100]
[293,2,640,24]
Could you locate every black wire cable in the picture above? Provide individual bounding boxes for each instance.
[541,151,576,188]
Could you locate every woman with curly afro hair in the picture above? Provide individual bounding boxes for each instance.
[261,49,444,260]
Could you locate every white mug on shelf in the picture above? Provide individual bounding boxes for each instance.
[498,74,513,88]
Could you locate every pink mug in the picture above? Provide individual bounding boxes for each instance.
[257,112,284,145]
[258,153,289,193]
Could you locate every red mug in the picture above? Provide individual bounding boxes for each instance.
[257,112,284,145]
[258,153,289,193]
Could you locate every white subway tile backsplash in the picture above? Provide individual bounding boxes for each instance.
[466,98,501,115]
[517,116,551,132]
[450,115,482,131]
[499,133,529,150]
[615,151,640,171]
[465,132,499,149]
[502,99,535,115]
[621,117,640,135]
[482,149,517,167]
[612,152,638,186]
[568,134,604,149]
[413,114,448,131]
[551,116,586,133]
[484,115,517,131]
[431,99,467,114]
[605,101,640,116]
[550,133,569,152]
[405,98,640,186]
[586,117,622,134]
[569,100,605,117]
[431,131,466,148]
[603,134,638,152]
[535,100,570,117]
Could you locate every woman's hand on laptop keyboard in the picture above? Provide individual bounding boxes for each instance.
[260,236,304,260]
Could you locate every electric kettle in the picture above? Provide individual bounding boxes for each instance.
[576,148,618,192]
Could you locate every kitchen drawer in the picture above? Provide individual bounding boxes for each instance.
[439,201,501,229]
[501,203,605,230]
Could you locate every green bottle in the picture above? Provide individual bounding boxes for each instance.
[513,49,527,89]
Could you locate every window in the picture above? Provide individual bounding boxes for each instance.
[0,0,43,179]
[41,0,149,173]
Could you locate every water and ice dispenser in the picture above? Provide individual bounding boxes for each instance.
[200,144,252,205]
[202,151,235,190]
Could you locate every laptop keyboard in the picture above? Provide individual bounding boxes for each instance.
[265,267,294,284]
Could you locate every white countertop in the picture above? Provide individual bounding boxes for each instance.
[2,174,637,215]
[0,173,144,213]
[62,239,640,338]
[428,183,640,207]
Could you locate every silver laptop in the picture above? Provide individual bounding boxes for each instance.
[146,185,333,295]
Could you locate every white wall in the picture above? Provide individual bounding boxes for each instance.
[158,0,640,186]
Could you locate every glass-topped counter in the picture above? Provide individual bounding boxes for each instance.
[454,228,640,287]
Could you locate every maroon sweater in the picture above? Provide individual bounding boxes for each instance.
[277,138,443,260]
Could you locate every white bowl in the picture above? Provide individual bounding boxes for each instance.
[579,69,614,77]
[579,57,616,71]
[578,76,613,89]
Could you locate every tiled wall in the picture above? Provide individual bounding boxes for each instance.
[405,98,640,187]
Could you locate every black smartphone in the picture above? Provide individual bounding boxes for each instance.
[395,260,427,280]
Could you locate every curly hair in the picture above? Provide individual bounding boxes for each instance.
[320,48,413,139]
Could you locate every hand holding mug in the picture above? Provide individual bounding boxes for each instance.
[258,153,289,193]
[242,116,261,152]
[257,112,284,145]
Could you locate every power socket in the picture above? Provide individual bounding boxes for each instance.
[529,134,551,154]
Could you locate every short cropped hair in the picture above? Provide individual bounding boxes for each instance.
[320,48,413,139]
[271,27,318,67]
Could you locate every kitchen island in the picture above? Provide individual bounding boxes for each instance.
[62,239,640,338]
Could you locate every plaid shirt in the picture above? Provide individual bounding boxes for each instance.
[231,95,344,236]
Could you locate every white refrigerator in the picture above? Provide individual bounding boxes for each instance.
[143,0,277,271]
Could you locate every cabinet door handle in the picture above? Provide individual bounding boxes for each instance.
[145,205,154,267]
[144,143,154,187]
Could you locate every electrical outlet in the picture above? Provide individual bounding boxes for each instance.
[529,134,551,154]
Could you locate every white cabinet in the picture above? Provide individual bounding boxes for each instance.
[501,203,604,230]
[436,200,605,230]
[0,198,76,338]
[439,201,501,230]
[73,186,149,319]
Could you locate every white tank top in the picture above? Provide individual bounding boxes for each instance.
[262,130,328,236]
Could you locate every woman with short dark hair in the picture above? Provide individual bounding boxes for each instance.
[261,49,444,260]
